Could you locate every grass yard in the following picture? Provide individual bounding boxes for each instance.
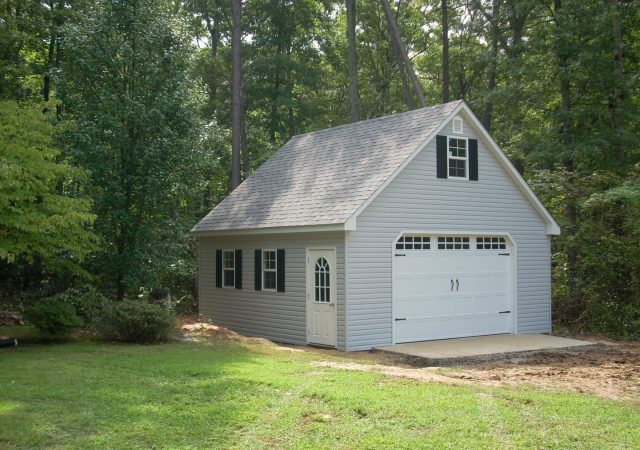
[0,338,639,449]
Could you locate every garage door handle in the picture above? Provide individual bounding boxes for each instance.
[456,279,459,291]
[395,318,406,321]
[499,310,511,314]
[451,279,454,291]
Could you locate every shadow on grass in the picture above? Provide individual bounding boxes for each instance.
[0,341,272,448]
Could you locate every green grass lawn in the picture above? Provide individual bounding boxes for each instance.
[0,339,638,449]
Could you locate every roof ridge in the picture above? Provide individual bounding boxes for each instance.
[290,100,463,140]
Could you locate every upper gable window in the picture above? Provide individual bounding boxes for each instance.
[452,117,464,134]
[448,137,468,179]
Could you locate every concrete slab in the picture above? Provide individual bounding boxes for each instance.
[375,334,593,360]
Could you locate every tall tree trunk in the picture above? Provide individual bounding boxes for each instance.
[269,37,283,142]
[396,47,414,109]
[54,0,65,117]
[204,14,220,110]
[241,82,249,179]
[346,0,359,122]
[441,0,450,103]
[43,1,55,101]
[380,0,427,108]
[481,0,499,131]
[553,0,580,317]
[230,0,242,191]
[609,0,625,164]
[44,36,55,101]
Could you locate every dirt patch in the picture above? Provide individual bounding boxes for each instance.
[455,340,640,401]
[177,315,273,345]
[312,339,640,401]
[299,412,338,426]
[176,316,639,401]
[311,360,477,386]
[0,311,25,327]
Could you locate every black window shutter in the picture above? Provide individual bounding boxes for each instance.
[215,250,222,288]
[469,139,479,181]
[254,249,262,291]
[234,249,242,289]
[276,249,285,292]
[436,135,447,179]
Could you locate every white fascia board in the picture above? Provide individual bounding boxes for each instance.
[345,101,561,236]
[191,223,348,237]
[458,104,561,235]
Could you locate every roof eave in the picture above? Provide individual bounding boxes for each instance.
[190,222,351,237]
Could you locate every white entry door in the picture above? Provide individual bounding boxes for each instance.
[393,235,512,343]
[307,249,337,347]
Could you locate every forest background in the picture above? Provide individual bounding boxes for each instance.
[1,0,638,337]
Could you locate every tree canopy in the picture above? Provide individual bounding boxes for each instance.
[0,0,638,336]
[0,100,97,269]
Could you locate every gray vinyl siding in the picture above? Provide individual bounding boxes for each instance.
[198,232,346,350]
[345,114,552,351]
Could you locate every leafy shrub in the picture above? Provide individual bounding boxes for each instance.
[24,300,82,337]
[97,300,174,344]
[46,286,111,328]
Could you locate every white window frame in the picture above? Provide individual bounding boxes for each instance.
[262,249,277,291]
[222,249,235,288]
[314,256,331,303]
[447,136,469,180]
[436,236,471,251]
[395,234,431,251]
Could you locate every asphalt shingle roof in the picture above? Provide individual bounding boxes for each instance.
[192,101,462,232]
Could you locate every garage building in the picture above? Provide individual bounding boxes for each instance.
[191,100,560,351]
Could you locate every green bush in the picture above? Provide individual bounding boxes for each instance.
[46,286,111,328]
[24,300,83,337]
[98,300,174,344]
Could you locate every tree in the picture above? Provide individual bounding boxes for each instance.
[231,0,243,190]
[0,0,49,100]
[441,0,449,103]
[347,0,360,122]
[60,0,201,300]
[380,0,427,108]
[0,100,97,269]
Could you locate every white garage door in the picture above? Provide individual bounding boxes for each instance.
[393,235,512,343]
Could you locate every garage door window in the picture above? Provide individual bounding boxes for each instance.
[477,237,506,250]
[396,236,431,250]
[437,236,470,250]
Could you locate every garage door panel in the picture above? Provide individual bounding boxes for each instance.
[393,235,513,343]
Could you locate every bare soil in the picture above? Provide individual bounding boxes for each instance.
[177,314,273,345]
[177,315,640,401]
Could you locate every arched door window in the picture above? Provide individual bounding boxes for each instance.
[314,257,330,303]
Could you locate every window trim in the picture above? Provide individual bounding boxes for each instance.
[476,236,507,250]
[222,249,235,288]
[436,236,470,251]
[261,249,277,291]
[395,235,432,251]
[447,136,469,180]
[314,256,331,303]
